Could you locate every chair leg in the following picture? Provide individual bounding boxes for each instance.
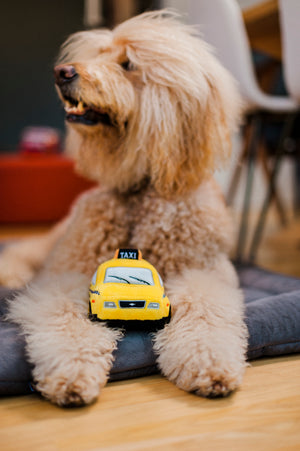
[259,142,288,226]
[236,114,262,262]
[227,121,252,205]
[249,114,297,262]
[293,137,300,215]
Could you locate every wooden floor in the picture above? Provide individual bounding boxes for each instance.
[0,218,299,451]
[257,216,300,278]
[0,355,299,451]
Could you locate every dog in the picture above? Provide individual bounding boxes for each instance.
[0,11,247,406]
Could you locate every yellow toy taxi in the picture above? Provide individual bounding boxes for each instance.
[89,249,171,327]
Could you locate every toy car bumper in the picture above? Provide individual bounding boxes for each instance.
[89,299,170,322]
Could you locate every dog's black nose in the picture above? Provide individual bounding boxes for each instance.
[54,65,78,85]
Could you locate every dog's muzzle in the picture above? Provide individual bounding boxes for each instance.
[54,65,116,127]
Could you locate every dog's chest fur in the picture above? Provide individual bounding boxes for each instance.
[46,179,232,279]
[102,179,232,279]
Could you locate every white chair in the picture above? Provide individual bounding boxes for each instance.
[248,0,300,258]
[188,0,299,261]
[279,0,300,102]
[188,0,298,112]
[279,0,300,211]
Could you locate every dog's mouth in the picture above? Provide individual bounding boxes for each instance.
[62,94,114,127]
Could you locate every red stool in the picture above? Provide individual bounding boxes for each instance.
[0,154,95,223]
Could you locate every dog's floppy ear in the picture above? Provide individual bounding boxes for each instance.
[136,47,242,198]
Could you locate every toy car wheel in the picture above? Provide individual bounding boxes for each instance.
[166,306,171,323]
[88,313,98,321]
[154,307,171,330]
[88,302,98,321]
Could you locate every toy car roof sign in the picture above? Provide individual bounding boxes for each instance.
[115,248,142,260]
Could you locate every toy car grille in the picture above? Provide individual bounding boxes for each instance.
[119,301,145,308]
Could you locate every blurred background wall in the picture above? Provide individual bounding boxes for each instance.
[0,0,261,152]
[0,0,159,152]
[0,0,84,151]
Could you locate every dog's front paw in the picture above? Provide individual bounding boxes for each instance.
[27,320,121,407]
[33,348,114,407]
[0,260,35,288]
[154,324,247,398]
[168,361,244,398]
[0,247,35,288]
[36,368,105,407]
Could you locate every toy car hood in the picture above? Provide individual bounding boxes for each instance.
[99,283,163,301]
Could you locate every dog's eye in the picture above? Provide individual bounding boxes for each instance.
[120,59,134,71]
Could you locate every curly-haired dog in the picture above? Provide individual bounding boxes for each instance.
[0,11,247,406]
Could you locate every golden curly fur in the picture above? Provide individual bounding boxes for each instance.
[0,11,248,406]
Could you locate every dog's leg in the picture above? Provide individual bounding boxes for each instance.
[153,258,248,397]
[0,217,69,288]
[6,271,122,406]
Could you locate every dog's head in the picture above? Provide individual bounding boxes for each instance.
[55,11,241,197]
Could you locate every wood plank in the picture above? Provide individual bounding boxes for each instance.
[0,224,51,241]
[0,356,299,451]
[257,218,300,277]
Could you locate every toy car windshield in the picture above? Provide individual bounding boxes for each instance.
[104,266,154,285]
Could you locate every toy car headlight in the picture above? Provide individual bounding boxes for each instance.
[104,301,117,308]
[147,302,160,309]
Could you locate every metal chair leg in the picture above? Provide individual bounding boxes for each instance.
[249,114,297,262]
[227,121,252,206]
[259,142,288,226]
[236,114,262,262]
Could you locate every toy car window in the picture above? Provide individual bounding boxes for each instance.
[157,272,163,286]
[104,267,154,285]
[91,270,97,285]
